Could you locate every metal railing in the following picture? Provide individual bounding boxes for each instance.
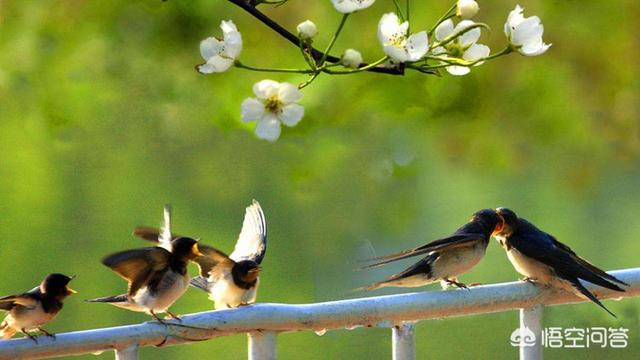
[1,268,638,360]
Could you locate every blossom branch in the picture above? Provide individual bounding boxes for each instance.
[196,1,551,142]
[227,0,404,75]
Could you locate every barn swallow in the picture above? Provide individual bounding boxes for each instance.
[494,207,629,317]
[0,273,76,342]
[87,206,203,323]
[360,209,503,291]
[131,200,267,310]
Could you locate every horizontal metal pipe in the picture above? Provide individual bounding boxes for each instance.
[1,268,638,360]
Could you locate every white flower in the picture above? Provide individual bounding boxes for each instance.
[432,19,490,76]
[197,20,242,74]
[504,5,551,56]
[342,49,363,68]
[377,13,428,63]
[297,20,318,40]
[241,80,304,142]
[456,0,479,19]
[331,0,375,14]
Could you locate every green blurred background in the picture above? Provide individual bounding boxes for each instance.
[0,0,639,358]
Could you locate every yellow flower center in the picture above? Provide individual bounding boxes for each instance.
[265,96,283,114]
[446,42,465,57]
[389,34,407,48]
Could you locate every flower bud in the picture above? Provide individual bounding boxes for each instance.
[342,49,363,69]
[456,0,479,19]
[296,20,318,40]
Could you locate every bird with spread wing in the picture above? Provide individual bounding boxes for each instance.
[86,205,203,323]
[133,200,267,310]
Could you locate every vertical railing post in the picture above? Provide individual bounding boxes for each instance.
[115,345,139,360]
[392,323,416,360]
[248,331,277,360]
[519,305,543,360]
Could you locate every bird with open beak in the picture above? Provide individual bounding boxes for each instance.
[494,207,629,317]
[86,205,203,323]
[360,209,504,291]
[0,273,76,341]
[132,200,267,310]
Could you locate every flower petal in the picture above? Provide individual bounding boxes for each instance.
[384,45,409,63]
[255,114,281,142]
[504,4,525,37]
[512,17,543,47]
[520,41,551,56]
[240,98,264,122]
[253,80,280,99]
[278,83,303,104]
[378,13,403,44]
[279,104,304,127]
[446,65,471,76]
[223,32,243,58]
[220,20,238,34]
[435,19,454,42]
[332,0,375,13]
[200,37,223,60]
[463,43,490,64]
[332,0,357,13]
[406,31,428,61]
[456,20,480,47]
[197,56,234,74]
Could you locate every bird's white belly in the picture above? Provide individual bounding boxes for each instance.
[210,273,258,310]
[7,304,55,330]
[506,247,554,283]
[133,273,189,312]
[505,246,579,294]
[431,242,486,280]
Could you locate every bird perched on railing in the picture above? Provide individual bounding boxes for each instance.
[0,273,76,341]
[493,207,629,317]
[132,200,267,310]
[86,205,203,323]
[359,209,503,291]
